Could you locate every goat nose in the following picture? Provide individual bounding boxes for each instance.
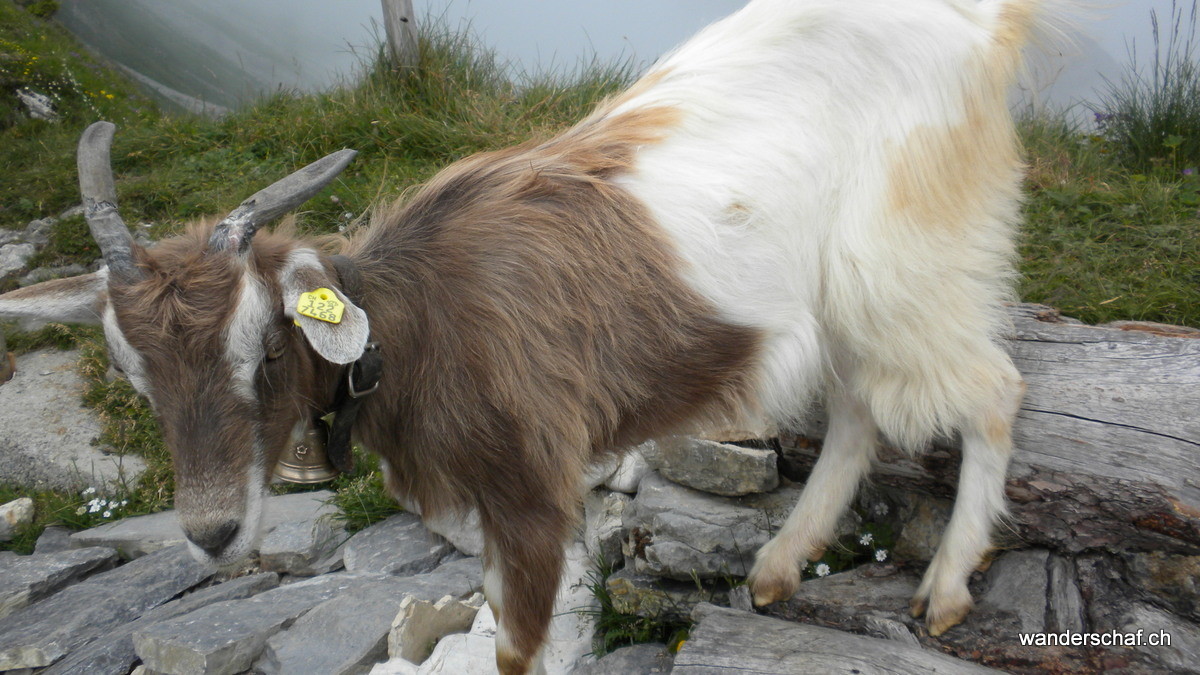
[187,520,240,558]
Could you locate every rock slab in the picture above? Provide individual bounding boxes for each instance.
[343,512,453,576]
[647,438,779,497]
[72,490,338,559]
[0,544,212,670]
[624,472,801,580]
[0,546,118,620]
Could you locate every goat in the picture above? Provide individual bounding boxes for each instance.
[1,0,1045,671]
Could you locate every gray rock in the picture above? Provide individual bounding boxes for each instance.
[605,567,729,621]
[861,614,921,648]
[16,89,58,122]
[19,264,88,287]
[259,514,343,577]
[343,512,453,576]
[0,497,35,541]
[584,489,630,566]
[544,542,600,675]
[72,490,337,559]
[23,218,57,247]
[623,471,801,580]
[0,546,118,619]
[647,438,778,497]
[43,573,280,675]
[57,205,84,221]
[605,444,654,494]
[421,509,484,557]
[138,558,482,675]
[34,526,73,554]
[0,544,213,670]
[0,243,37,276]
[0,349,145,492]
[892,492,953,562]
[676,604,1003,674]
[573,643,674,674]
[980,549,1049,634]
[0,229,22,246]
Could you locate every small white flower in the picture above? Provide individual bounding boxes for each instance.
[120,500,128,507]
[859,533,874,546]
[88,503,101,513]
[75,506,87,516]
[82,487,96,496]
[815,563,831,577]
[102,510,112,518]
[875,549,888,562]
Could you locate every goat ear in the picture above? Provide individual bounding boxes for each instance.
[279,252,368,365]
[0,270,109,327]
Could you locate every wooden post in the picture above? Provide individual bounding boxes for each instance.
[381,0,419,71]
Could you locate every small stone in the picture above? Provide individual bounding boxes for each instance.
[421,509,484,557]
[22,218,57,247]
[0,498,35,542]
[573,643,675,675]
[623,472,802,580]
[0,244,37,277]
[34,527,72,554]
[584,489,630,566]
[389,593,485,664]
[259,515,342,576]
[605,444,654,494]
[343,512,453,576]
[0,546,118,619]
[0,545,212,670]
[19,264,88,288]
[1046,554,1086,633]
[647,438,779,497]
[16,89,58,122]
[892,493,953,562]
[605,567,729,621]
[412,603,499,674]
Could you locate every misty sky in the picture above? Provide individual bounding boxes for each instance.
[59,0,1196,116]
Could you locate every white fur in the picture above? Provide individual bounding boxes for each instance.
[608,0,1036,627]
[224,273,273,401]
[103,303,153,398]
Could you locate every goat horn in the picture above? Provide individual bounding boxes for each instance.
[208,149,358,254]
[77,121,142,283]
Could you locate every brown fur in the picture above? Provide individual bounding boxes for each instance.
[332,104,761,662]
[101,105,760,670]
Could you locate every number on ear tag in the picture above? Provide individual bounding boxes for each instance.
[296,288,345,324]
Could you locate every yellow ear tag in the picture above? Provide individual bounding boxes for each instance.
[296,288,345,324]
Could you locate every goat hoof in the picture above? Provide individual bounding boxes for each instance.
[924,590,972,636]
[747,556,801,607]
[909,595,927,619]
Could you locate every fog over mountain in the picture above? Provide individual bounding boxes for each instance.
[57,0,1189,120]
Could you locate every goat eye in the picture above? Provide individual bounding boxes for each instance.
[265,333,286,361]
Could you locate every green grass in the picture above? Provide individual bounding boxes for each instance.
[1017,113,1200,326]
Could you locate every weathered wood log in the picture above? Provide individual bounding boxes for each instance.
[675,603,1003,674]
[779,303,1200,556]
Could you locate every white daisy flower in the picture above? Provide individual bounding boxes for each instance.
[875,549,888,562]
[859,533,874,546]
[102,510,112,518]
[815,563,831,577]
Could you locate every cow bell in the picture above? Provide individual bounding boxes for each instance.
[273,425,340,484]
